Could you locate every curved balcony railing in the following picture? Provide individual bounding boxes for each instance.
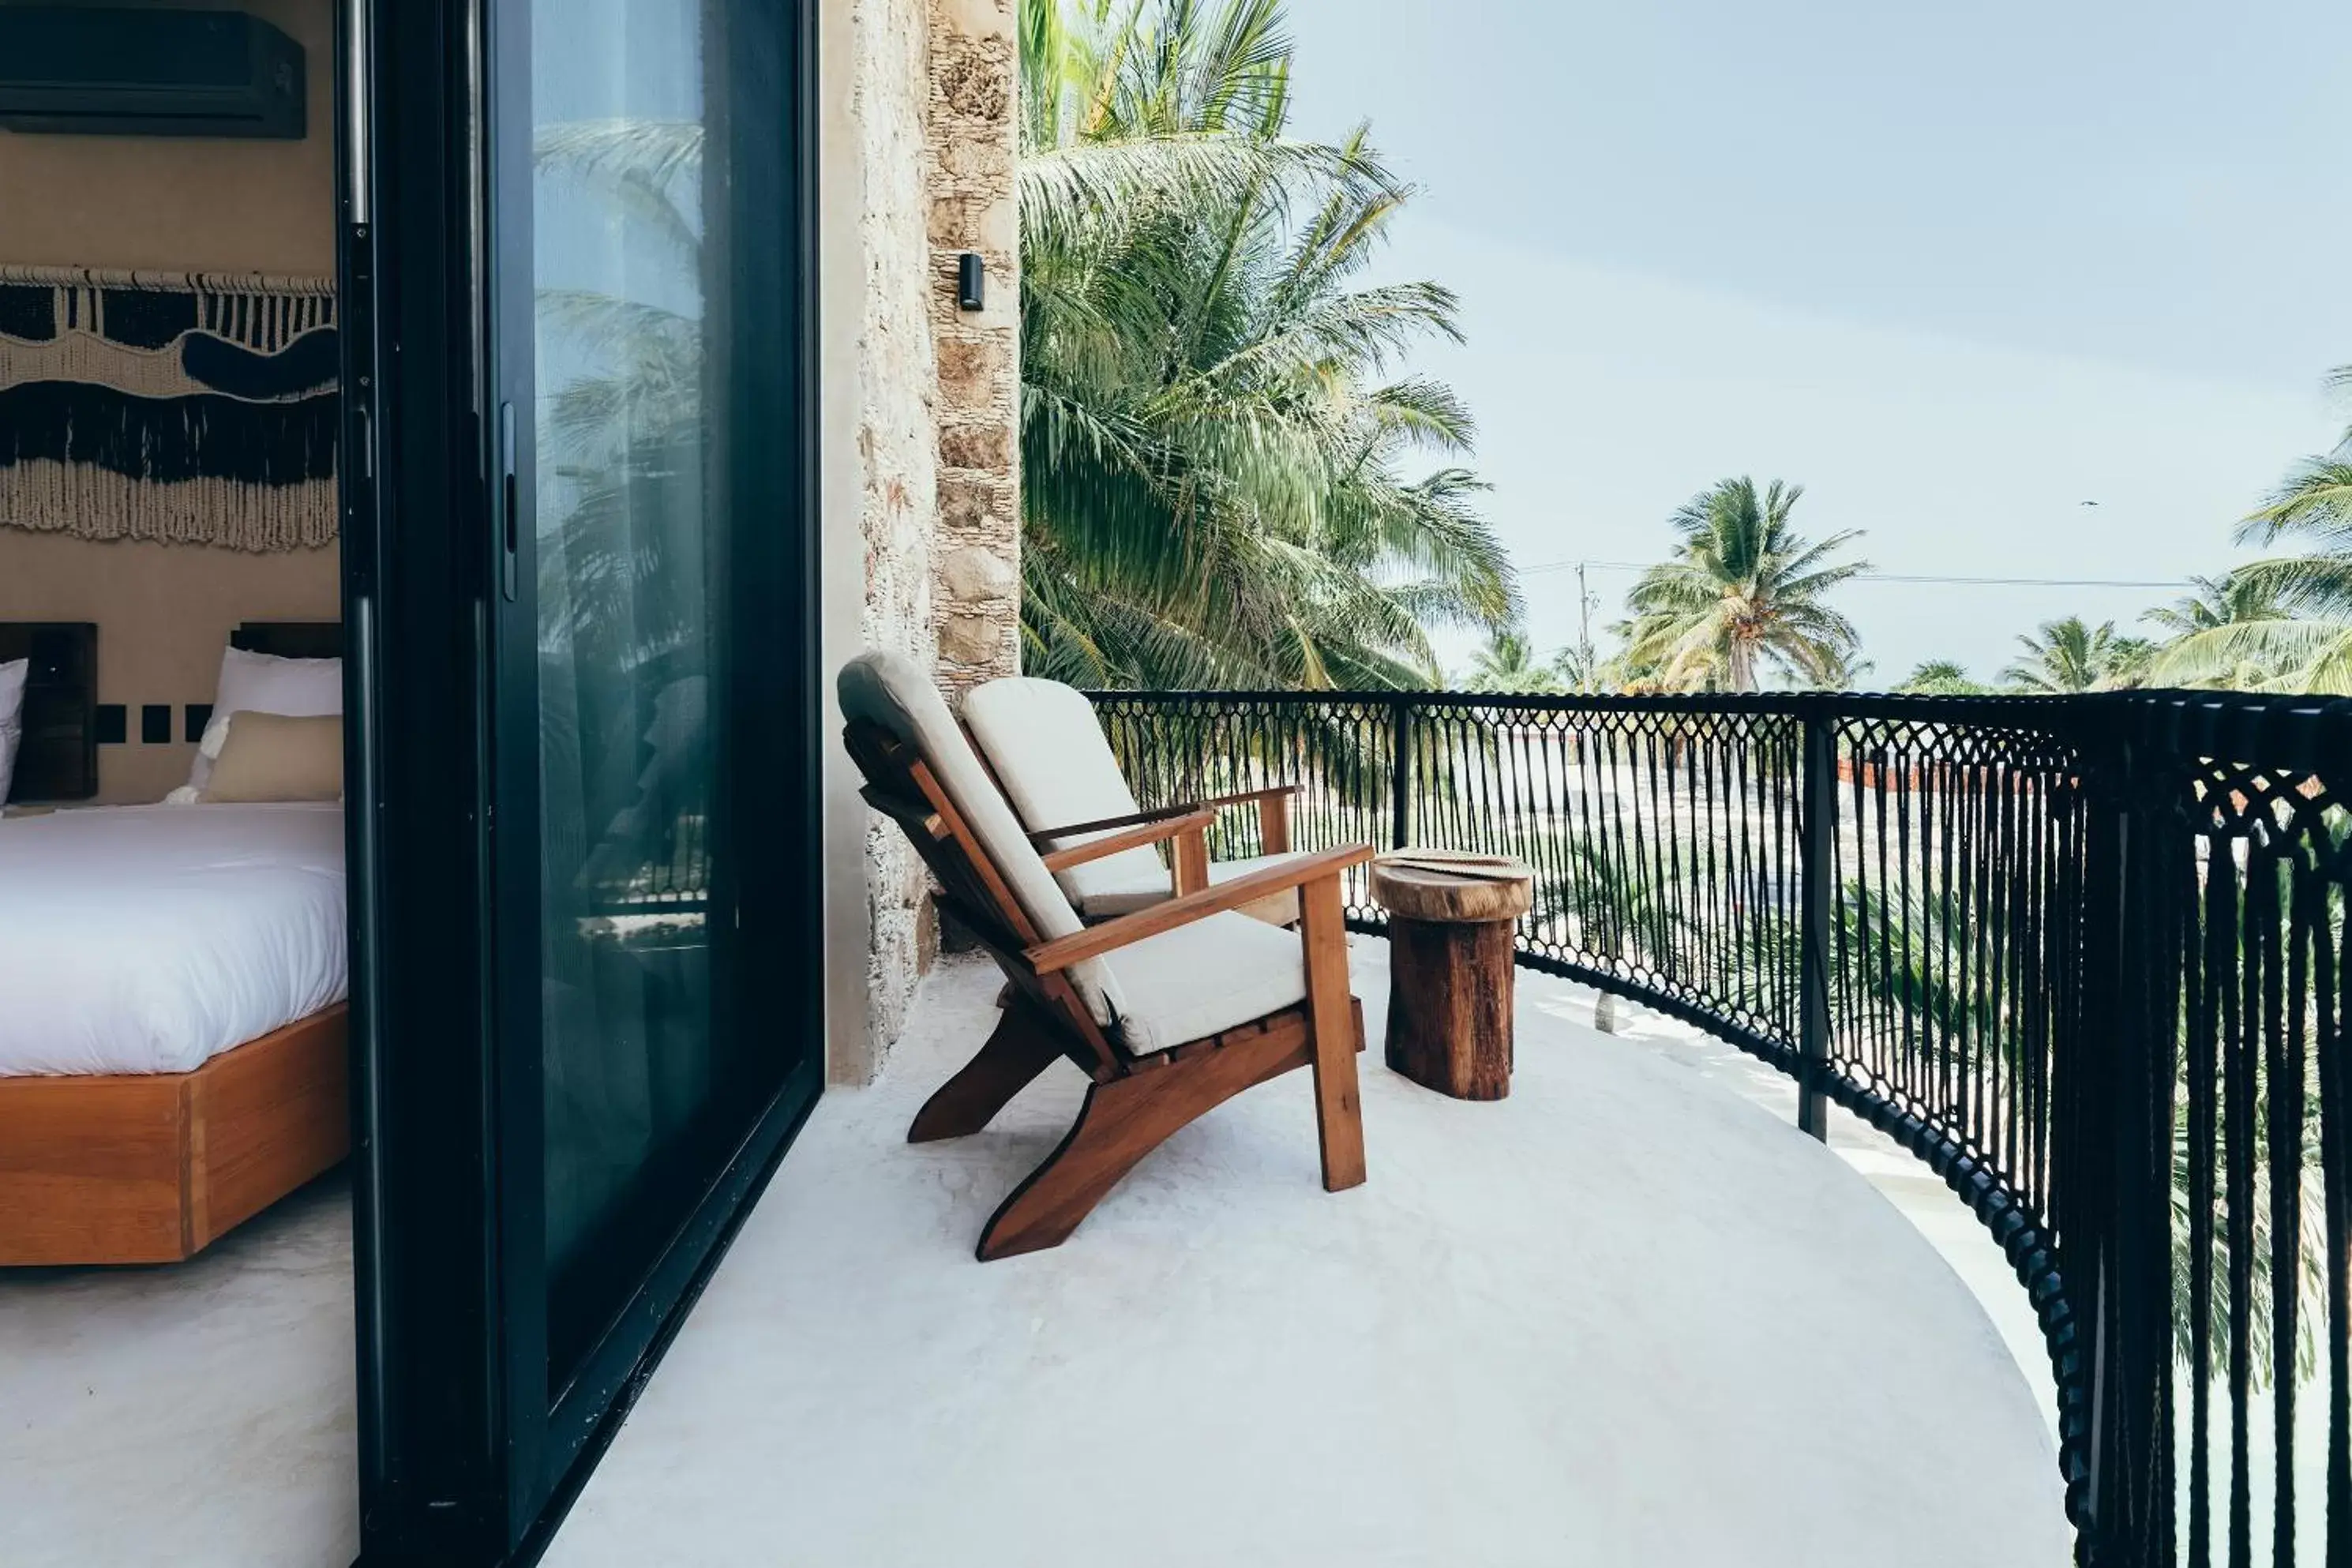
[1087,685,2352,1568]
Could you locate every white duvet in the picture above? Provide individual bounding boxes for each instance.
[0,804,347,1077]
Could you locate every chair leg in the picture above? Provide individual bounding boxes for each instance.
[1300,875,1367,1192]
[908,1000,1067,1144]
[976,1023,1308,1260]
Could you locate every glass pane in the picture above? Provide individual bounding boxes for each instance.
[531,0,732,1381]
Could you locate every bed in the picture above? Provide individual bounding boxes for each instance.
[0,621,350,1266]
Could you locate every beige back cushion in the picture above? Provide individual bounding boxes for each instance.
[961,677,1170,907]
[837,651,1125,1026]
[201,711,344,803]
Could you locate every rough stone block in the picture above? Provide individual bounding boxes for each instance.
[937,473,1003,533]
[938,612,1005,666]
[935,36,1011,121]
[940,424,1012,472]
[936,336,1007,404]
[940,543,1017,602]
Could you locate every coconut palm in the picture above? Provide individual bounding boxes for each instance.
[1548,643,1599,695]
[1812,648,1875,691]
[2155,369,2352,692]
[1461,632,1564,694]
[2144,572,2283,640]
[2141,572,2302,689]
[2105,633,2157,688]
[1018,0,1517,690]
[1896,658,1989,696]
[2000,616,2146,693]
[1620,478,1868,692]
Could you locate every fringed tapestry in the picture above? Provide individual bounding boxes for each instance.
[0,267,338,553]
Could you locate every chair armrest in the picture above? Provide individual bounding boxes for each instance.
[1033,787,1300,845]
[1038,808,1217,872]
[1195,782,1301,854]
[1194,783,1303,810]
[1027,843,1373,973]
[1026,801,1200,845]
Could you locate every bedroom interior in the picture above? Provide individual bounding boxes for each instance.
[0,2,362,1563]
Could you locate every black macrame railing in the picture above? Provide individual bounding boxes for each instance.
[1086,686,2352,1567]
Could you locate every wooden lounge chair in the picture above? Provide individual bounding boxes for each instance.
[962,675,1315,925]
[838,651,1370,1261]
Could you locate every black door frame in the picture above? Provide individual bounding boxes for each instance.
[337,2,823,1562]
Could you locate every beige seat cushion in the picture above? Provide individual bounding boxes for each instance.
[1097,908,1311,1055]
[960,677,1169,910]
[838,652,1126,1026]
[962,675,1313,924]
[201,712,343,803]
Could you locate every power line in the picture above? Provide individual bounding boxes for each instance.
[1519,558,2196,591]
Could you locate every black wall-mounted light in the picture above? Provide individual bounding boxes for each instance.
[957,252,985,312]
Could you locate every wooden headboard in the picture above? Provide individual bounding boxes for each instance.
[231,621,345,661]
[0,622,99,802]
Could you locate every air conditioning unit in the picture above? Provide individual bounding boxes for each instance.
[0,8,305,139]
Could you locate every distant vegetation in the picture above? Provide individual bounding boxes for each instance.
[1460,362,2352,697]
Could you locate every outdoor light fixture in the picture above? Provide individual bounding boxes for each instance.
[957,251,985,311]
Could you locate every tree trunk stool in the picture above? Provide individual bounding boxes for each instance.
[1370,850,1535,1101]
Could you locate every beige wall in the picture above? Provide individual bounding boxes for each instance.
[0,0,339,804]
[0,0,336,274]
[0,535,339,802]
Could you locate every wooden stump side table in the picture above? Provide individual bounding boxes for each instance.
[1369,850,1535,1101]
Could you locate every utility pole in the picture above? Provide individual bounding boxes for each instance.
[1576,561,1596,691]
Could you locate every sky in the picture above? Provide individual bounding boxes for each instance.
[1277,0,2352,685]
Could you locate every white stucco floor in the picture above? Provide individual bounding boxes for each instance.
[0,1170,358,1568]
[546,940,2076,1568]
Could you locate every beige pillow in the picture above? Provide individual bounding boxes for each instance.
[201,711,343,803]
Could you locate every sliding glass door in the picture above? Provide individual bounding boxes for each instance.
[343,0,816,1559]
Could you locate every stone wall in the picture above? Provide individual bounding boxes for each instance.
[827,0,1022,1083]
[843,0,941,1077]
[926,0,1022,692]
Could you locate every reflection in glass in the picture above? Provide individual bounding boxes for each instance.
[531,0,727,1380]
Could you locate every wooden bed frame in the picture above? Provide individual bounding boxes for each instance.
[0,1006,350,1266]
[0,618,351,1267]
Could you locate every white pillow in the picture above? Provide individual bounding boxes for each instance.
[187,644,343,794]
[0,656,25,805]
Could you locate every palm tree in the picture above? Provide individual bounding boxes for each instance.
[2155,367,2352,692]
[529,118,710,664]
[1621,478,1868,692]
[1018,0,1517,690]
[1461,632,1564,694]
[1896,658,1989,696]
[2001,616,2147,693]
[2105,633,2157,688]
[2142,572,2301,689]
[2144,572,2282,640]
[1812,647,1875,691]
[1548,643,1598,694]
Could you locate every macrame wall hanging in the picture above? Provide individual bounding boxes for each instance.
[0,266,339,553]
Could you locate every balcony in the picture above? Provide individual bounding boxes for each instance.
[530,682,2352,1566]
[546,938,2071,1566]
